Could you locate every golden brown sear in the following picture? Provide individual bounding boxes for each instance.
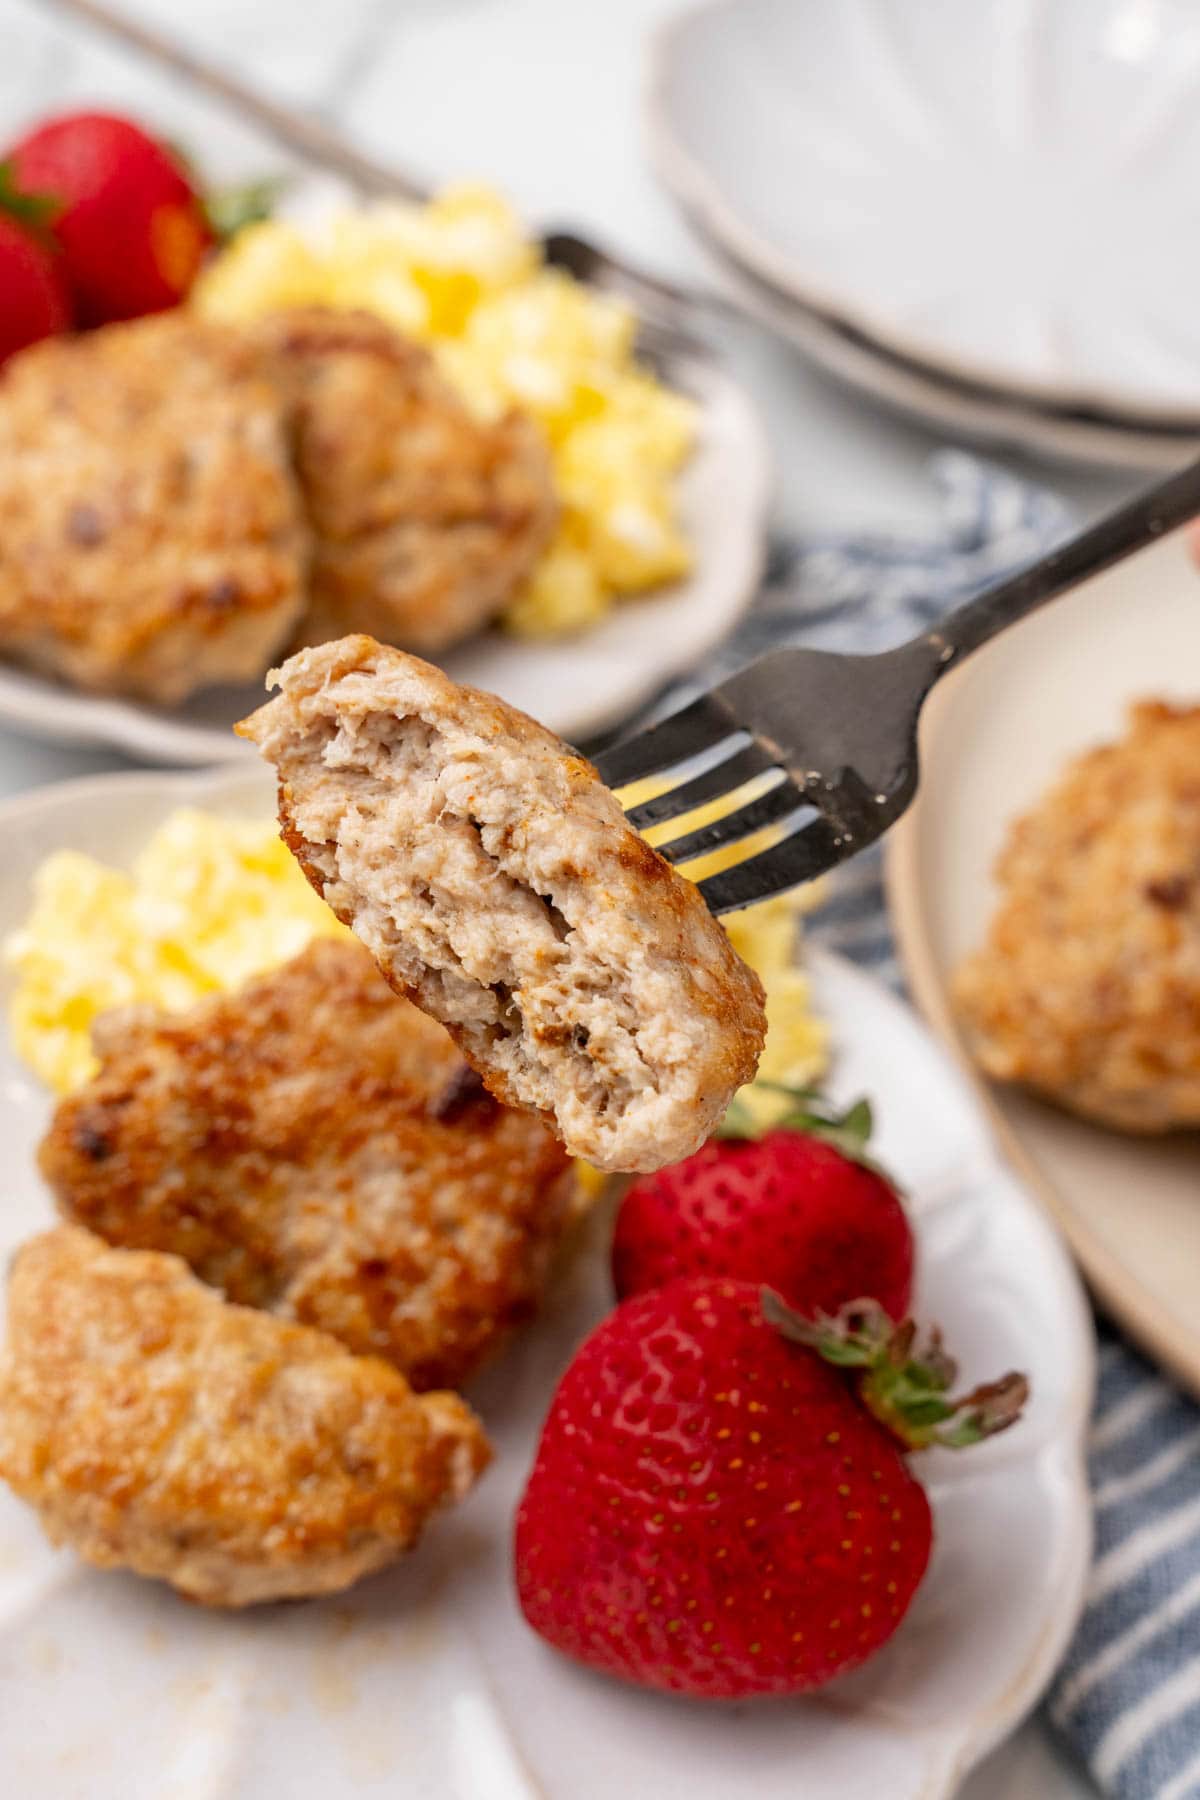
[0,305,557,704]
[248,308,558,653]
[955,700,1200,1132]
[0,313,309,701]
[41,937,578,1389]
[0,1226,489,1607]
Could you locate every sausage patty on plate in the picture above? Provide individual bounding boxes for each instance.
[0,1226,488,1607]
[42,936,577,1391]
[250,308,557,654]
[955,699,1200,1132]
[0,312,309,701]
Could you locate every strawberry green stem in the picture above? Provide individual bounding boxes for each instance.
[0,162,60,236]
[717,1082,878,1169]
[203,174,289,243]
[761,1290,1029,1450]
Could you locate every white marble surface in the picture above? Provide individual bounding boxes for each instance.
[0,1,1104,1792]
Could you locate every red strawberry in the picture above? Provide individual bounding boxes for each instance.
[515,1279,1026,1699]
[0,203,72,364]
[5,112,213,323]
[612,1091,914,1322]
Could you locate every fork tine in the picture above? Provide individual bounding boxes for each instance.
[624,741,776,830]
[657,779,811,864]
[592,693,742,790]
[697,815,850,914]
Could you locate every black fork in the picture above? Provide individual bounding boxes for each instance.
[594,455,1200,914]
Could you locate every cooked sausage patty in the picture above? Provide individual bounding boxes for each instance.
[0,313,309,701]
[249,308,557,653]
[955,699,1200,1132]
[0,1227,488,1607]
[0,306,556,704]
[41,936,578,1391]
[239,636,766,1171]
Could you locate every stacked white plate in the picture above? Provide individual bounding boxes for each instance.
[647,0,1200,471]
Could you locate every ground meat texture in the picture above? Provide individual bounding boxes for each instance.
[238,636,767,1171]
[955,699,1200,1132]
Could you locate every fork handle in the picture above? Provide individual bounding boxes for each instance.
[926,452,1200,669]
[36,0,430,200]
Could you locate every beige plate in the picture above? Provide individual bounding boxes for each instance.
[888,524,1200,1398]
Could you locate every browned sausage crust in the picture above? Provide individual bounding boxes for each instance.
[0,313,309,701]
[956,699,1200,1131]
[41,937,577,1391]
[248,307,557,653]
[0,1226,489,1607]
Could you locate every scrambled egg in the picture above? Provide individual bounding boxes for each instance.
[635,772,830,1123]
[194,185,697,637]
[723,891,829,1123]
[6,811,346,1095]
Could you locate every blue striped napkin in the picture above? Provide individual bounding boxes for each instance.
[660,452,1200,1797]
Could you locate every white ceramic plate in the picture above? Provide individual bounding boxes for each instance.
[688,222,1200,475]
[0,764,1092,1797]
[0,349,769,764]
[888,523,1200,1398]
[649,0,1200,424]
